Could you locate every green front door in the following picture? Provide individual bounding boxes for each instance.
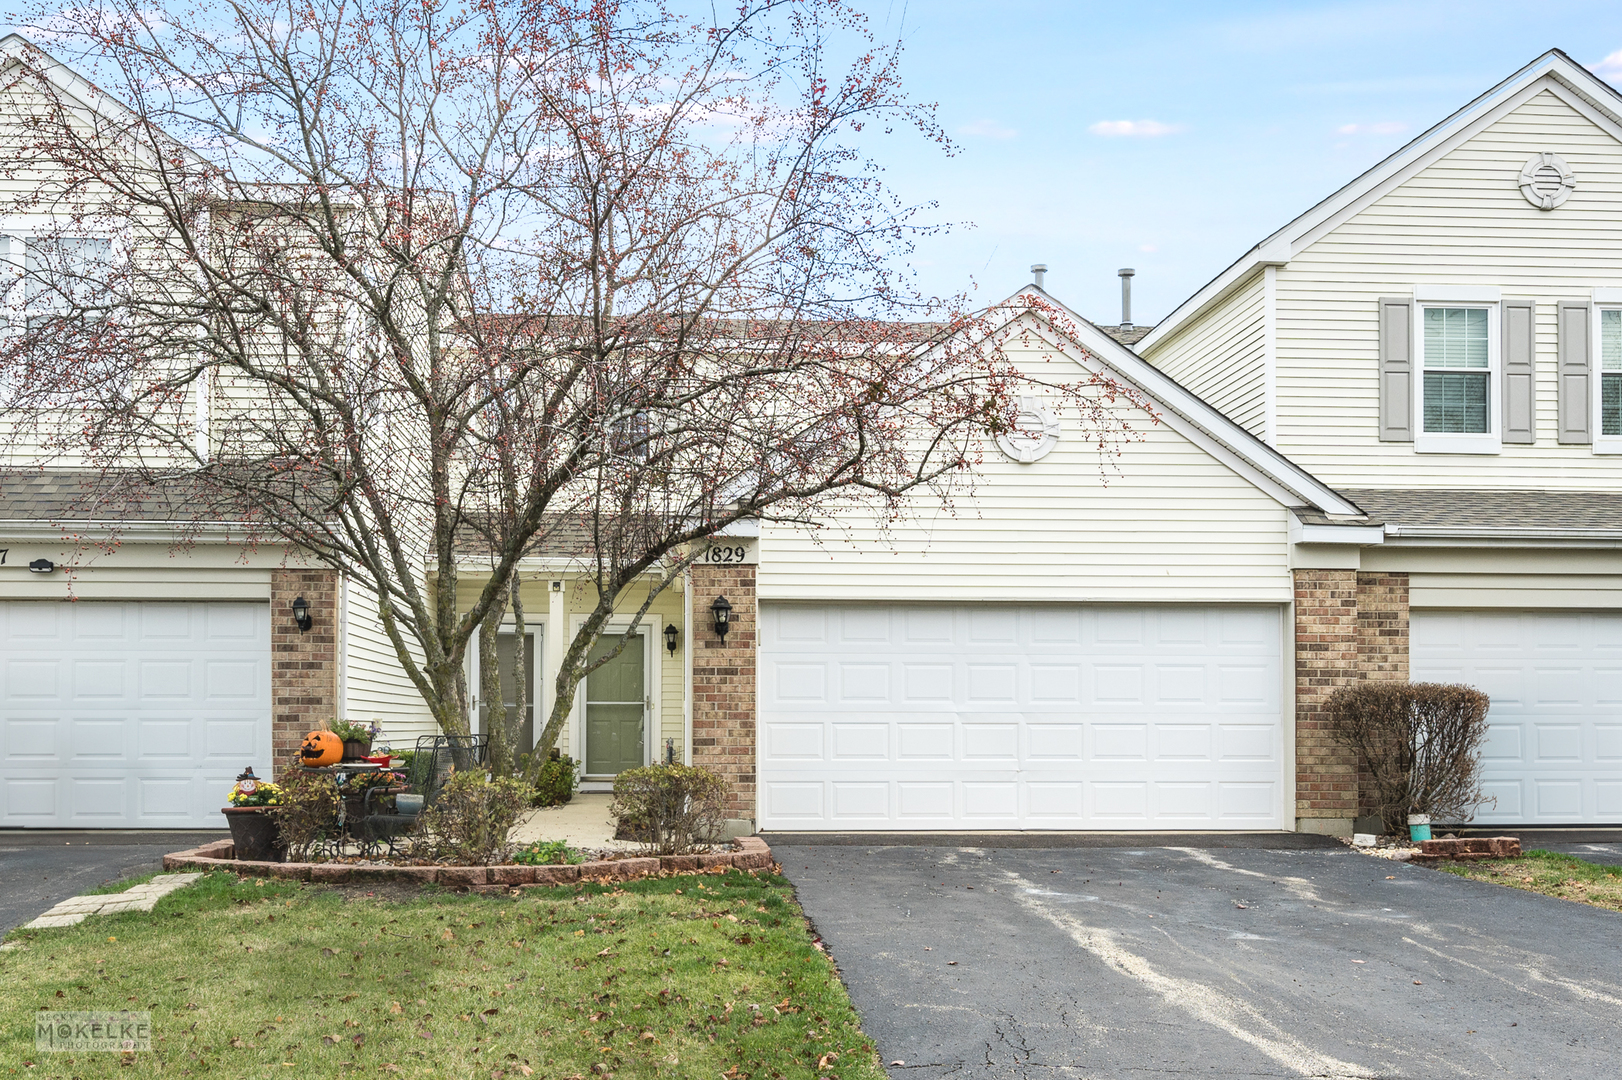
[585,633,645,776]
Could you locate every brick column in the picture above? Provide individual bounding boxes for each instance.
[270,567,341,780]
[690,564,757,831]
[1355,572,1410,827]
[1293,568,1359,835]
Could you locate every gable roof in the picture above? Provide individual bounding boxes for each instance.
[0,34,209,173]
[990,283,1361,517]
[1139,48,1622,352]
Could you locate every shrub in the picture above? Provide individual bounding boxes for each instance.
[415,770,532,865]
[268,758,340,860]
[512,839,585,865]
[608,764,726,855]
[1327,681,1494,833]
[528,753,579,807]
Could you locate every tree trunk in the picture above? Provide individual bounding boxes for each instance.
[506,579,528,777]
[479,588,512,776]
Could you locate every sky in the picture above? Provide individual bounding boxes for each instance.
[857,0,1622,326]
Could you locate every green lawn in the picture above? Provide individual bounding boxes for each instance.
[1437,849,1622,913]
[1,870,883,1079]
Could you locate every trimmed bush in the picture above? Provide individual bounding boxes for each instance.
[268,757,340,861]
[608,764,726,855]
[1327,681,1494,833]
[529,753,579,807]
[416,770,532,865]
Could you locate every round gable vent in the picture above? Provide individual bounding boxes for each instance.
[1518,153,1575,210]
[995,395,1061,463]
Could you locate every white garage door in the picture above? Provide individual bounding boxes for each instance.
[1,601,272,828]
[758,604,1285,831]
[1413,610,1622,825]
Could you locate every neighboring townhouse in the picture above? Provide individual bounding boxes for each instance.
[1139,48,1622,832]
[12,37,1621,840]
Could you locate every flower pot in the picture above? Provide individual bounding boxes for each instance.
[1407,813,1432,843]
[342,738,372,761]
[223,806,284,862]
[396,793,424,816]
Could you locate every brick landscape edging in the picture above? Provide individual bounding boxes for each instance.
[1409,836,1521,867]
[162,835,774,888]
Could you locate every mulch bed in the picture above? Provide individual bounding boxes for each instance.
[164,836,774,892]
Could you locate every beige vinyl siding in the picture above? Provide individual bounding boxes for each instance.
[343,577,436,745]
[760,340,1292,604]
[1140,271,1269,437]
[1274,87,1622,487]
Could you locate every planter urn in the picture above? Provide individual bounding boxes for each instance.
[342,738,372,761]
[222,806,285,862]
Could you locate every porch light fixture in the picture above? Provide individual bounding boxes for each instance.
[291,595,312,633]
[709,595,733,641]
[27,558,54,574]
[663,622,679,656]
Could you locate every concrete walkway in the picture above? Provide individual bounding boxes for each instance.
[19,873,203,930]
[508,794,642,853]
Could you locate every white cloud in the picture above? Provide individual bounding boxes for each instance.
[1335,121,1409,136]
[1087,119,1185,138]
[958,119,1017,139]
[1591,49,1622,81]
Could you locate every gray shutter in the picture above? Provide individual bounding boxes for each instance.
[1557,300,1591,444]
[1501,299,1535,444]
[1378,297,1414,442]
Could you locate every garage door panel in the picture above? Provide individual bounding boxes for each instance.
[0,601,271,828]
[1413,610,1622,824]
[5,717,61,762]
[4,777,56,818]
[759,603,1284,830]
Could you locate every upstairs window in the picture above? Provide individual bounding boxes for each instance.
[24,236,112,321]
[1602,308,1622,438]
[1422,307,1490,433]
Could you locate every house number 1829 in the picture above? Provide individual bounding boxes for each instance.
[695,542,756,565]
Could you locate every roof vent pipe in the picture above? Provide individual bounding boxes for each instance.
[1030,263,1047,290]
[1118,268,1135,329]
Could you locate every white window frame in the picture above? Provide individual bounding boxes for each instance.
[0,227,120,328]
[1593,303,1622,454]
[1413,301,1501,455]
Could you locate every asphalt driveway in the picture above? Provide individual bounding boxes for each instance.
[0,830,224,935]
[780,843,1621,1079]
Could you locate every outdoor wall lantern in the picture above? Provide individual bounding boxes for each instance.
[710,595,732,641]
[27,558,54,574]
[663,622,680,656]
[291,596,312,633]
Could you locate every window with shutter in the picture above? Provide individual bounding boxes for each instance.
[1415,303,1500,454]
[1596,308,1622,452]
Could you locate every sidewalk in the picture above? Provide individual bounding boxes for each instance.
[508,794,642,853]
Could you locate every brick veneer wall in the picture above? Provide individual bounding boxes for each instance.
[1355,573,1410,822]
[270,567,341,780]
[1293,568,1360,832]
[690,564,757,825]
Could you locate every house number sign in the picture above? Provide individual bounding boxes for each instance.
[692,539,758,565]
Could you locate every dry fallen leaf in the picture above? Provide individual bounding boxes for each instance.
[322,948,337,957]
[322,1035,340,1046]
[389,1002,403,1015]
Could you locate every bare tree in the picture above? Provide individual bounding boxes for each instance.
[0,0,1146,766]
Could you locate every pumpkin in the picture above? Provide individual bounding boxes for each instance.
[300,730,343,767]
